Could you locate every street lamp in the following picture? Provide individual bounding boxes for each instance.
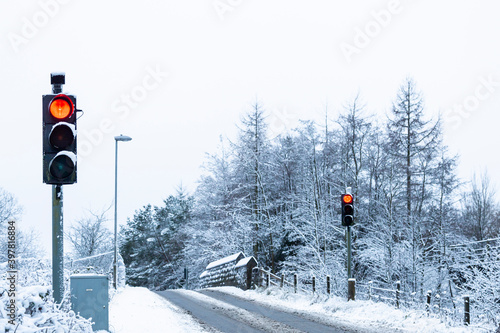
[113,134,132,289]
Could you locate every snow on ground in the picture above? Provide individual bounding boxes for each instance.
[212,286,494,333]
[108,286,211,333]
[169,289,305,333]
[109,285,495,332]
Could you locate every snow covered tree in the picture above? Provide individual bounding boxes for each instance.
[0,187,22,225]
[231,102,278,270]
[67,208,113,258]
[189,136,254,278]
[120,190,194,289]
[433,150,461,292]
[386,77,441,294]
[0,187,43,261]
[460,171,499,241]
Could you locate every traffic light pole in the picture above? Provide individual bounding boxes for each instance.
[52,184,64,303]
[51,77,64,304]
[347,225,352,279]
[113,139,118,289]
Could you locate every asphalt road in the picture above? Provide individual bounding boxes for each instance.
[156,289,353,333]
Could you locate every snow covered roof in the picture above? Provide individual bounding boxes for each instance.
[206,252,245,270]
[235,256,257,268]
[70,274,107,279]
[199,270,208,278]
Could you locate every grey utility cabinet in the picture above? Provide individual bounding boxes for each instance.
[70,274,109,331]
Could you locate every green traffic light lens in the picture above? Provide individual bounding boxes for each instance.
[343,216,354,225]
[49,154,75,179]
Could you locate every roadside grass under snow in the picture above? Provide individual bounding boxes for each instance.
[212,286,495,333]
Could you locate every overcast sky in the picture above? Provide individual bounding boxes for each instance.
[1,0,500,254]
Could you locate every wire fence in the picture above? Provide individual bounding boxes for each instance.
[253,268,491,328]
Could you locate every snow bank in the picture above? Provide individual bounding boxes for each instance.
[0,283,93,332]
[109,286,210,333]
[213,286,494,333]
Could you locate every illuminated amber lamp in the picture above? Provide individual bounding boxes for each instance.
[49,95,74,119]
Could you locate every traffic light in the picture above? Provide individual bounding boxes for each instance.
[341,194,354,226]
[43,93,77,184]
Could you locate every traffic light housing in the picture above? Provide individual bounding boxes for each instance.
[43,94,77,184]
[341,194,354,226]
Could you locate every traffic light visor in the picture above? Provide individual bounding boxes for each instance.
[343,194,353,204]
[49,95,74,119]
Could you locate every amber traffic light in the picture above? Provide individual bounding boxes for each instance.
[43,93,77,185]
[341,194,354,226]
[49,95,74,119]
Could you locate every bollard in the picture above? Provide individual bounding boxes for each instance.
[396,281,401,309]
[327,275,331,295]
[266,273,270,288]
[464,296,470,325]
[294,274,298,294]
[348,278,355,301]
[312,276,316,294]
[280,274,284,288]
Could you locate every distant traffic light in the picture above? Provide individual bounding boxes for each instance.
[43,93,77,184]
[341,194,354,226]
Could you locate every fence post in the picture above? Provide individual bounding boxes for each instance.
[312,276,316,294]
[464,296,470,325]
[395,281,401,309]
[327,275,331,295]
[426,290,432,314]
[294,274,297,294]
[368,281,372,301]
[348,278,355,301]
[266,272,270,288]
[280,274,284,288]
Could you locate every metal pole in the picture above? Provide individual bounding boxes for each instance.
[348,278,356,301]
[52,184,63,303]
[347,225,352,279]
[112,134,131,289]
[51,76,64,304]
[113,139,118,289]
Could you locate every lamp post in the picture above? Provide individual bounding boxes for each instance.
[113,134,132,289]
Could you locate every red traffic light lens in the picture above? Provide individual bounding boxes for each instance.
[49,95,74,119]
[342,194,353,204]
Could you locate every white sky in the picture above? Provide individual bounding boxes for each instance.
[1,0,500,254]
